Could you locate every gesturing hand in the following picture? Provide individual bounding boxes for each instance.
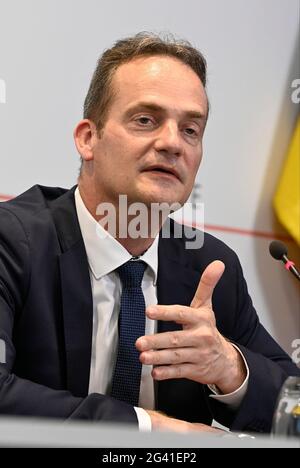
[136,260,246,394]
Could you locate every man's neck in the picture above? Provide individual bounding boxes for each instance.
[78,183,160,257]
[116,236,156,257]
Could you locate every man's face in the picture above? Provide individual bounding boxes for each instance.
[91,55,208,207]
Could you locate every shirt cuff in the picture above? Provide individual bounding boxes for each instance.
[208,344,249,410]
[134,407,152,432]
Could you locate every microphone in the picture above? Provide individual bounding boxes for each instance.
[269,240,300,281]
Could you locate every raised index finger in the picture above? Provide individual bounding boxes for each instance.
[190,260,225,308]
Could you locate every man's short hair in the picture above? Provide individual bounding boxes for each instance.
[83,32,208,131]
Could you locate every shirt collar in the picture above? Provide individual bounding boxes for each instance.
[74,187,158,284]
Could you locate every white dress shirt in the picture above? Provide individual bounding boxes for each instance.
[74,188,249,431]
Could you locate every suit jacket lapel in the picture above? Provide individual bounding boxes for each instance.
[156,230,202,410]
[157,230,201,332]
[49,187,93,397]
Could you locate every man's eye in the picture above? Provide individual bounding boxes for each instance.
[184,127,197,136]
[136,116,153,125]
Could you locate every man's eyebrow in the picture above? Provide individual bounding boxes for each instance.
[125,102,207,120]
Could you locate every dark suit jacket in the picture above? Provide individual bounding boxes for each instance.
[0,185,299,433]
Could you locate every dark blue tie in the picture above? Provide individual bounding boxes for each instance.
[110,260,147,406]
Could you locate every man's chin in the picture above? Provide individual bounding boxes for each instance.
[135,190,184,208]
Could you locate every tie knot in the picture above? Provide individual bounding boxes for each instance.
[117,260,147,288]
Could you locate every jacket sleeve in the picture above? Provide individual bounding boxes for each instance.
[206,252,300,433]
[0,206,137,425]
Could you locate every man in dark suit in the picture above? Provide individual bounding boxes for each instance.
[0,33,299,434]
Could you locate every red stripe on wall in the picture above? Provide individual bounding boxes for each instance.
[203,223,292,242]
[0,194,12,201]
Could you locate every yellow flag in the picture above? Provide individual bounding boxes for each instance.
[274,118,300,245]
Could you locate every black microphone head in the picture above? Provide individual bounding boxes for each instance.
[269,240,288,260]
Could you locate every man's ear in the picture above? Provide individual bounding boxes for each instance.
[73,119,98,162]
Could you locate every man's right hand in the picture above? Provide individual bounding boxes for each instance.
[145,410,224,434]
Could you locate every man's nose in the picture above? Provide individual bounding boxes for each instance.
[154,121,183,157]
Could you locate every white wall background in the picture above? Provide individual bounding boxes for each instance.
[0,0,299,358]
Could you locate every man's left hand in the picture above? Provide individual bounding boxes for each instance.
[136,260,246,395]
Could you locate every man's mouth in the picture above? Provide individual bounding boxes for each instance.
[142,165,181,181]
